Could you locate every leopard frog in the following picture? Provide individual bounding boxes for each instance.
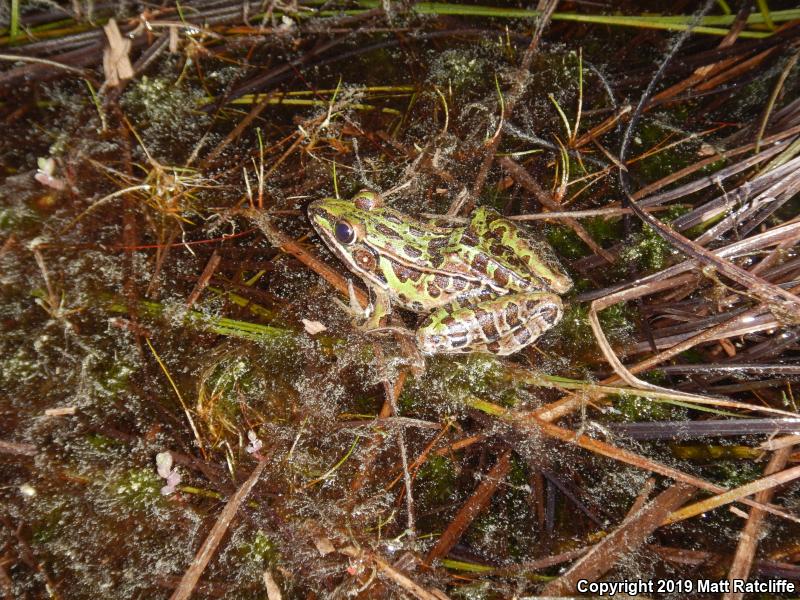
[308,191,572,355]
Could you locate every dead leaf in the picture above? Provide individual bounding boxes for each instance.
[301,319,327,335]
[262,570,282,600]
[45,407,77,416]
[103,18,134,86]
[313,535,335,556]
[719,338,737,357]
[169,26,179,53]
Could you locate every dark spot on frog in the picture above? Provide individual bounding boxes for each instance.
[427,281,441,298]
[450,277,468,292]
[472,252,489,274]
[482,211,501,225]
[489,224,509,240]
[474,307,499,342]
[429,252,445,268]
[513,327,532,345]
[403,244,423,258]
[411,300,424,312]
[373,270,388,284]
[460,227,480,248]
[487,341,501,353]
[376,223,402,239]
[428,237,448,251]
[385,213,404,225]
[506,254,525,269]
[434,274,450,289]
[391,260,423,283]
[408,226,425,237]
[492,266,511,287]
[503,302,520,328]
[450,334,469,348]
[525,298,544,312]
[538,305,559,325]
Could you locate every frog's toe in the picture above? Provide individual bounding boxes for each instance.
[364,324,415,339]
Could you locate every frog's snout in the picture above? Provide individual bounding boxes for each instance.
[307,199,333,230]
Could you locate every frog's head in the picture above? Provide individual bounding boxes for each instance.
[308,191,389,288]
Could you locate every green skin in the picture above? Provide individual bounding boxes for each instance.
[308,191,573,355]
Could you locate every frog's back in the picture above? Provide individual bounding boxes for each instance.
[457,207,573,295]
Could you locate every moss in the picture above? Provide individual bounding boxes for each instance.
[613,393,687,422]
[400,354,507,415]
[546,225,590,260]
[238,530,280,566]
[110,468,162,510]
[120,75,211,164]
[415,455,457,508]
[639,368,668,386]
[619,224,676,272]
[584,215,624,246]
[631,122,695,183]
[97,362,135,398]
[428,48,490,94]
[85,433,119,451]
[0,347,39,388]
[551,302,636,361]
[197,353,282,445]
[31,504,68,545]
[350,393,383,415]
[450,581,502,600]
[705,460,763,488]
[678,348,705,364]
[544,215,623,262]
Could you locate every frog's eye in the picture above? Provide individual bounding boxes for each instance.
[334,220,357,245]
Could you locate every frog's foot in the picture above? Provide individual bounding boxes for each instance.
[367,325,426,373]
[365,324,416,339]
[416,292,563,355]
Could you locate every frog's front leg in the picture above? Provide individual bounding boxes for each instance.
[416,292,563,355]
[361,287,392,332]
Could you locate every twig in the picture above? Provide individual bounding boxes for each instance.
[0,53,89,75]
[170,458,268,600]
[384,374,416,535]
[452,0,559,215]
[339,546,450,600]
[472,399,800,524]
[186,250,221,308]
[664,463,800,525]
[425,450,512,564]
[0,439,37,457]
[541,483,695,595]
[608,418,800,441]
[755,48,800,152]
[724,444,794,600]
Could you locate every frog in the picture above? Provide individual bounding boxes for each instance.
[308,190,572,355]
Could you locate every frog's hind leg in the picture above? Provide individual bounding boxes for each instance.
[416,292,563,355]
[486,293,564,355]
[471,207,573,294]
